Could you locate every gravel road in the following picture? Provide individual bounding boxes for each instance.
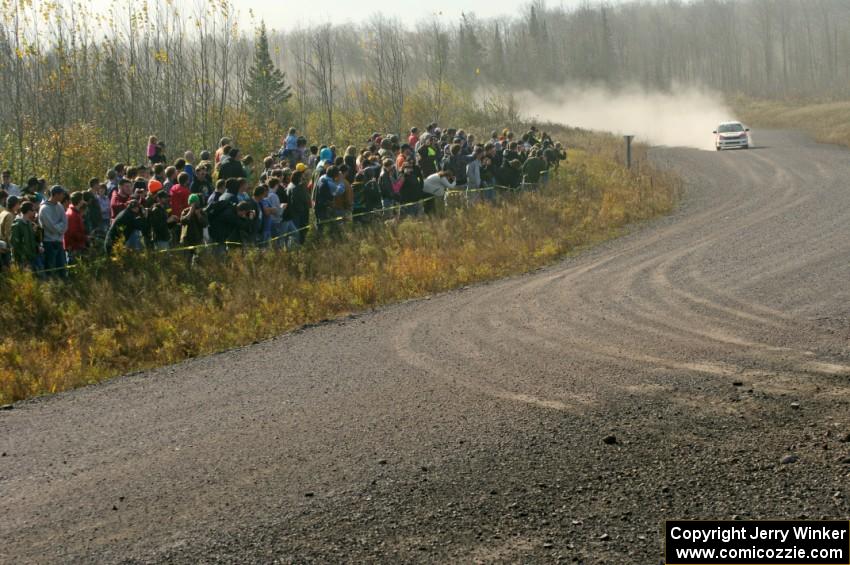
[2,130,849,564]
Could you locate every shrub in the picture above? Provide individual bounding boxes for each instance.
[0,134,677,404]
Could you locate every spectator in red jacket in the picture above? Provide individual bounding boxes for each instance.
[64,191,88,262]
[169,172,191,220]
[110,178,132,220]
[168,172,191,243]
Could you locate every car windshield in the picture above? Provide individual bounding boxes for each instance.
[718,123,744,133]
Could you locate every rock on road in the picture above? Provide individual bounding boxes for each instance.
[2,130,850,563]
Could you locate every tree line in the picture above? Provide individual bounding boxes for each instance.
[1,0,847,185]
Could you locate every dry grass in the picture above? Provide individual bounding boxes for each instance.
[733,96,850,149]
[0,135,678,404]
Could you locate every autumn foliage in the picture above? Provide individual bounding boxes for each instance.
[0,132,678,404]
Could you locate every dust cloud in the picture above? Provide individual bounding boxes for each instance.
[514,85,735,151]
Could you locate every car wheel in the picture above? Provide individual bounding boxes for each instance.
[743,144,749,150]
[716,146,721,151]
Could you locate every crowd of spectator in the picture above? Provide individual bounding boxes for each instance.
[0,124,567,278]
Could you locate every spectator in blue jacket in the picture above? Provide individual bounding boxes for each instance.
[314,166,345,236]
[39,186,69,278]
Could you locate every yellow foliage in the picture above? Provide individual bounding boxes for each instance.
[0,130,678,404]
[0,121,113,188]
[153,49,169,64]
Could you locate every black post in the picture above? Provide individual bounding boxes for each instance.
[624,135,634,169]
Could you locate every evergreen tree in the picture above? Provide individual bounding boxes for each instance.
[489,23,507,84]
[527,4,540,40]
[457,13,484,84]
[246,22,292,126]
[599,7,618,85]
[525,2,547,85]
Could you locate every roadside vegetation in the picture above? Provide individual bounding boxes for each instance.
[0,0,684,404]
[734,97,850,149]
[0,133,678,404]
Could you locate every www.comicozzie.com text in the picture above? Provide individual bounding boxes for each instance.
[670,524,848,544]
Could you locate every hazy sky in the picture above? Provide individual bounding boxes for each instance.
[84,0,617,31]
[231,0,593,30]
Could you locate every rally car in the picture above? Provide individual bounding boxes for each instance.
[714,121,750,151]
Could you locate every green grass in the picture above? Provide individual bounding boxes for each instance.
[733,96,850,149]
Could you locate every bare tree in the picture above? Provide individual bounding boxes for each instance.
[369,17,408,133]
[421,18,450,123]
[308,24,336,140]
[289,29,311,132]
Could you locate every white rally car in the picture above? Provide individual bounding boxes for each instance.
[714,121,750,151]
